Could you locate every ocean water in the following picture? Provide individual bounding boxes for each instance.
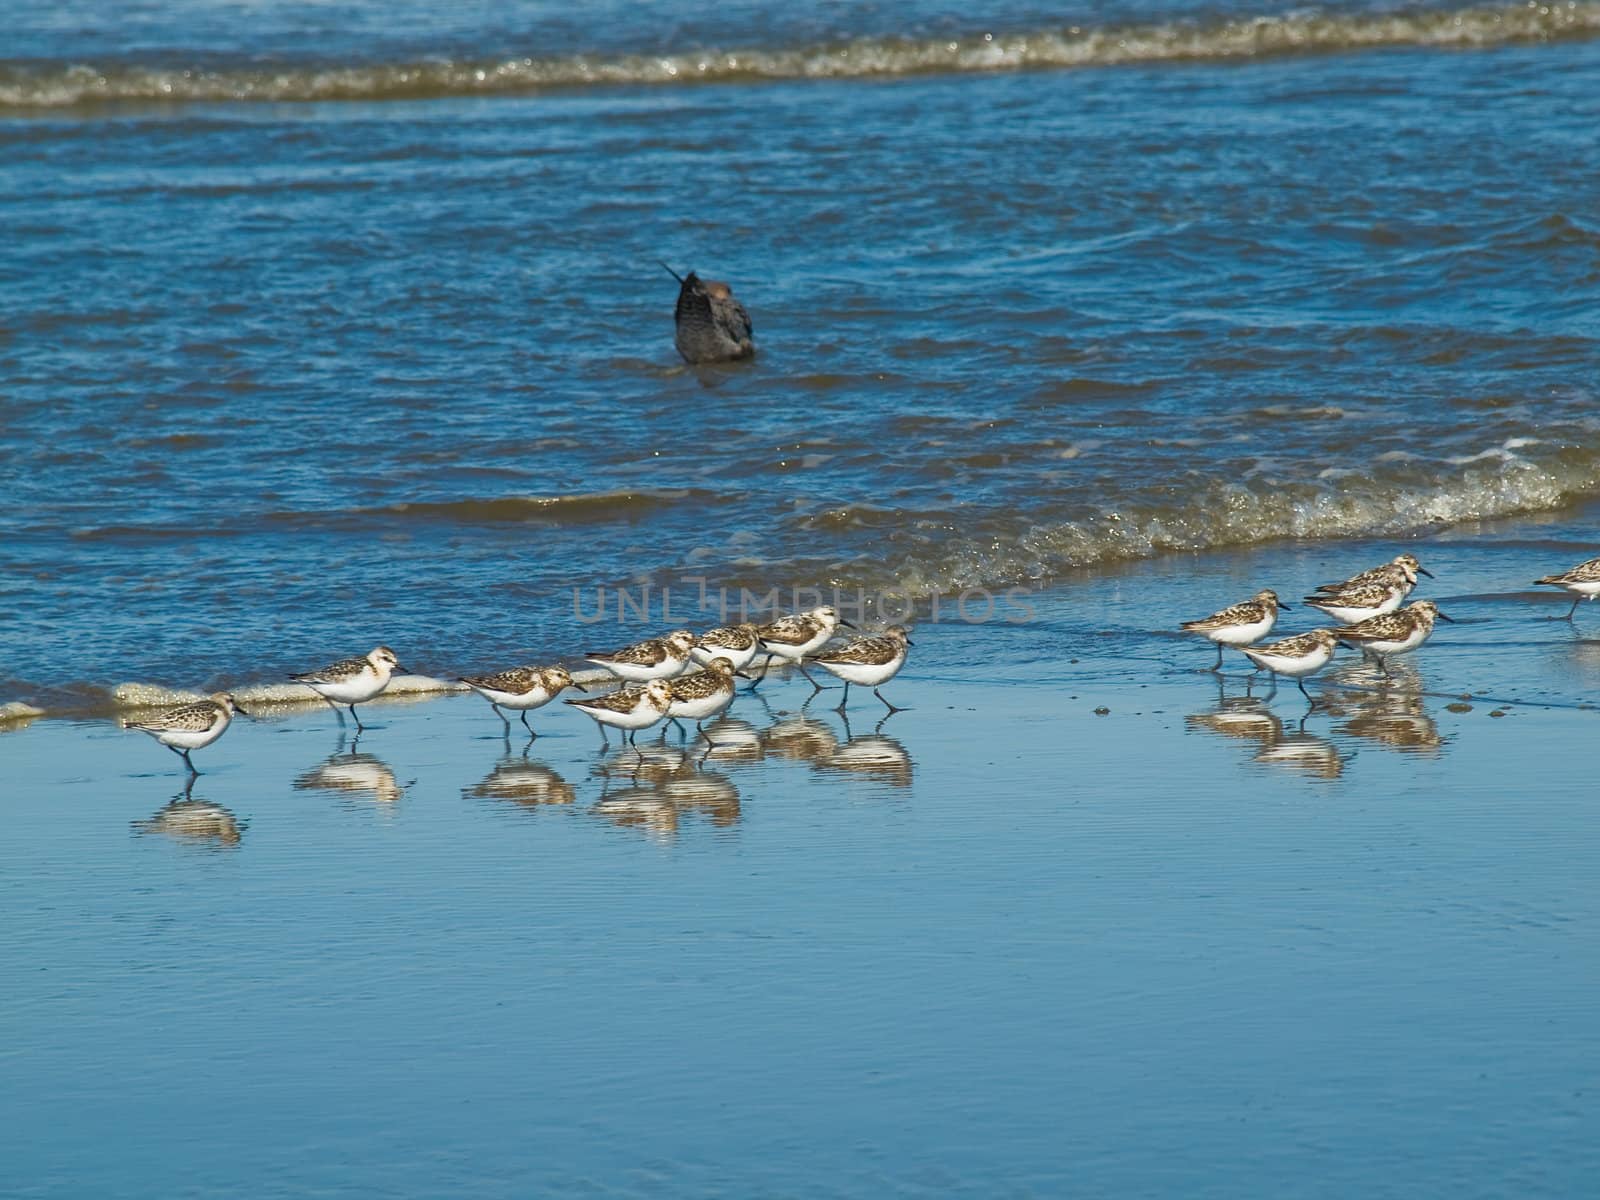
[8,7,1600,1190]
[4,1,1599,704]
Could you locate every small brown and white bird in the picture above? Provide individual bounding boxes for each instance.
[1311,553,1432,597]
[125,693,247,775]
[586,630,697,682]
[1336,599,1453,676]
[459,664,583,734]
[564,678,674,746]
[1302,579,1407,626]
[752,606,854,692]
[1180,589,1288,671]
[661,263,754,364]
[1534,555,1600,620]
[690,623,762,672]
[666,657,739,733]
[812,625,913,713]
[1239,628,1342,707]
[291,645,404,731]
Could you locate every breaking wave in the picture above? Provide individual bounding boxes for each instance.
[3,2,1596,109]
[882,438,1600,594]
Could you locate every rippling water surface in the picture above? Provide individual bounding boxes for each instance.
[2,0,1597,704]
[7,8,1600,1191]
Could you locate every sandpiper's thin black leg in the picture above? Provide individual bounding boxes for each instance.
[1376,655,1391,679]
[875,688,905,714]
[492,704,510,732]
[1211,644,1224,672]
[835,681,851,713]
[520,710,535,735]
[181,748,199,775]
[349,704,365,732]
[323,695,346,723]
[747,656,770,689]
[1298,678,1318,710]
[797,663,828,692]
[1567,597,1581,621]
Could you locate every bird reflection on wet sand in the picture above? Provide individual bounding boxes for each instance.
[589,745,741,838]
[293,743,406,805]
[1253,727,1345,779]
[1187,687,1344,779]
[755,709,914,786]
[133,793,244,847]
[1184,694,1283,747]
[761,713,840,764]
[696,717,766,765]
[465,749,575,809]
[1320,687,1446,755]
[1325,655,1426,694]
[813,717,913,788]
[656,770,741,827]
[592,784,679,837]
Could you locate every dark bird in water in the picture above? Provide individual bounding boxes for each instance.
[661,263,754,364]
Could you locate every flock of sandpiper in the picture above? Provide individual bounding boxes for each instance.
[125,605,909,775]
[124,550,1600,776]
[1181,551,1600,703]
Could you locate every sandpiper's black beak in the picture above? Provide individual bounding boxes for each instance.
[572,681,590,692]
[1277,600,1293,609]
[1417,566,1435,579]
[905,638,915,646]
[734,670,754,680]
[1435,611,1456,622]
[233,702,252,717]
[839,618,857,630]
[393,663,410,674]
[658,260,685,284]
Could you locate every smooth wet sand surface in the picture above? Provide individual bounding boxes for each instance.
[4,535,1597,1197]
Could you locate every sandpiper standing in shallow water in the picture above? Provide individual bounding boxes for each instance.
[1240,628,1342,708]
[125,693,247,775]
[1180,589,1288,671]
[812,625,913,712]
[565,679,674,747]
[291,646,404,731]
[1335,599,1454,677]
[690,623,762,672]
[1311,553,1432,598]
[1535,556,1600,620]
[1303,579,1408,625]
[586,630,697,682]
[459,664,583,735]
[661,264,754,364]
[753,605,854,692]
[666,656,739,737]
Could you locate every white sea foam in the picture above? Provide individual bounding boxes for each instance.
[2,3,1594,109]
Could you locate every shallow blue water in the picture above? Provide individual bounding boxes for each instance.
[2,1,1599,702]
[4,540,1599,1196]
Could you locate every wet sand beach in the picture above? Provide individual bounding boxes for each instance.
[3,530,1597,1197]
